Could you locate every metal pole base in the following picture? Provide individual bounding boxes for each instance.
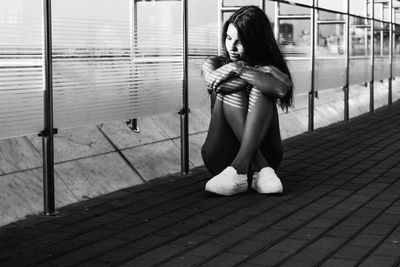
[42,210,59,216]
[389,78,393,105]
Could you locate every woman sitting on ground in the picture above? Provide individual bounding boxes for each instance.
[201,5,293,196]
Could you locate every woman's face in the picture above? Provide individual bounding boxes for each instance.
[225,23,246,62]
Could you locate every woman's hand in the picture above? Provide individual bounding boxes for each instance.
[208,62,244,92]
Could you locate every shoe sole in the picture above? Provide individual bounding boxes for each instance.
[205,184,248,196]
[252,183,283,194]
[257,189,283,195]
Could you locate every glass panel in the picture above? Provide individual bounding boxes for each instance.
[374,22,390,80]
[315,23,346,90]
[382,23,390,55]
[350,18,370,57]
[188,0,218,109]
[318,10,345,21]
[278,16,310,136]
[349,83,370,118]
[374,57,391,80]
[0,0,43,139]
[318,0,346,13]
[314,87,344,129]
[52,0,183,129]
[374,22,390,109]
[279,2,311,15]
[350,0,368,17]
[279,19,312,95]
[349,17,371,85]
[314,18,345,129]
[128,0,183,116]
[373,79,388,109]
[394,26,400,101]
[394,26,400,77]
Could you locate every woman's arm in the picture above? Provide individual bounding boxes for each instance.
[239,65,292,98]
[215,78,250,94]
[210,62,292,99]
[202,56,249,94]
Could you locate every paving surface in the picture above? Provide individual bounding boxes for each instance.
[1,102,400,267]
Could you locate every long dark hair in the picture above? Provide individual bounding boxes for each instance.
[222,5,293,110]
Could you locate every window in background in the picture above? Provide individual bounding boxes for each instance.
[223,0,261,6]
[317,0,346,13]
[279,18,311,57]
[374,21,383,56]
[280,0,312,7]
[383,3,391,22]
[278,2,311,15]
[395,25,400,77]
[350,0,368,17]
[374,2,384,21]
[264,0,276,26]
[374,21,391,80]
[396,7,400,23]
[393,24,400,101]
[349,17,371,85]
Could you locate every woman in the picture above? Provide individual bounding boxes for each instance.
[201,6,293,196]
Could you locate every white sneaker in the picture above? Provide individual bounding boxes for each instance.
[205,167,248,196]
[252,167,283,194]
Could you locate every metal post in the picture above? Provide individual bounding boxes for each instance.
[42,0,56,215]
[344,0,350,121]
[127,1,140,132]
[218,0,223,55]
[370,0,375,113]
[381,5,384,56]
[274,1,279,39]
[389,0,393,105]
[309,0,316,132]
[130,0,137,92]
[180,0,189,174]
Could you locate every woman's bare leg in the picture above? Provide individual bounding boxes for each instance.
[221,91,248,140]
[203,89,282,175]
[229,88,280,173]
[201,94,240,175]
[221,89,280,174]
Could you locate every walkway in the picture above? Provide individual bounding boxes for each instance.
[1,102,400,267]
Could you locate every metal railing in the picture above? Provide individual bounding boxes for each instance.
[219,0,399,131]
[0,0,399,215]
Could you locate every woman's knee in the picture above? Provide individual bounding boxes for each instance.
[219,91,248,111]
[248,88,274,112]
